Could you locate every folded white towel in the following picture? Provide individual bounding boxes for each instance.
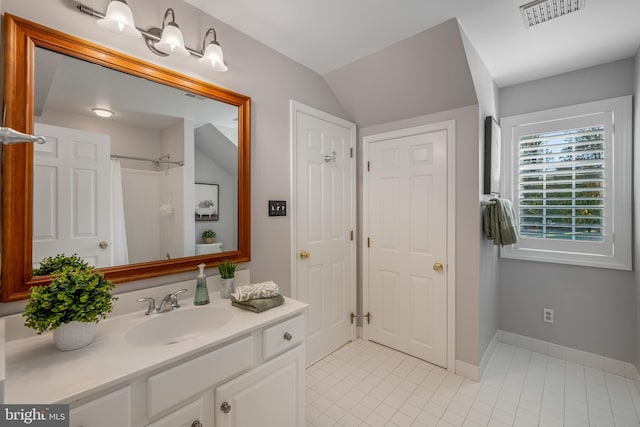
[232,281,280,302]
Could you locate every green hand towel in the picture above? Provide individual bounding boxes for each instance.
[231,294,285,313]
[483,198,519,246]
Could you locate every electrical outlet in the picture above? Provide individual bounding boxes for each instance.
[543,308,554,324]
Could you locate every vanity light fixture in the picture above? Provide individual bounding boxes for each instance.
[75,1,228,71]
[153,8,189,57]
[96,0,141,38]
[197,28,228,72]
[92,107,115,118]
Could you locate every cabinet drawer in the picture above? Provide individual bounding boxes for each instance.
[146,397,204,427]
[147,336,254,417]
[262,315,304,359]
[70,386,131,427]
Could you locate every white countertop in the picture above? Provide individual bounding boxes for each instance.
[5,286,306,405]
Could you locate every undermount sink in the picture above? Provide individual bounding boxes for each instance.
[125,307,234,347]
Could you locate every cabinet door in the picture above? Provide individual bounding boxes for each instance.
[70,387,131,427]
[215,345,305,427]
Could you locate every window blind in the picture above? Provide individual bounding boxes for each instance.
[518,126,605,242]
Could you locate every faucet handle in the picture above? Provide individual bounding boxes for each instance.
[137,297,158,315]
[170,289,188,308]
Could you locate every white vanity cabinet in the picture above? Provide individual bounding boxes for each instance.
[69,387,131,427]
[64,313,305,427]
[215,345,305,427]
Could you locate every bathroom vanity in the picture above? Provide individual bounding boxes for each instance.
[4,279,307,427]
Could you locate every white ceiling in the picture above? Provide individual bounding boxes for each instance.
[35,48,238,131]
[184,0,640,88]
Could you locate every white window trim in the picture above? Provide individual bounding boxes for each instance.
[500,96,632,270]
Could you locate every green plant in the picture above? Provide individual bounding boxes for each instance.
[202,229,216,239]
[217,260,237,279]
[33,253,90,276]
[23,257,116,334]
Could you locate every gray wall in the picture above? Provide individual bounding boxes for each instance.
[324,18,477,128]
[499,58,637,363]
[459,24,500,366]
[0,0,350,313]
[361,104,481,366]
[322,15,485,367]
[500,58,636,116]
[634,48,640,374]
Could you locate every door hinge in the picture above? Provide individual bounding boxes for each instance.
[350,147,353,158]
[350,230,354,241]
[367,237,370,248]
[367,161,370,172]
[351,312,371,324]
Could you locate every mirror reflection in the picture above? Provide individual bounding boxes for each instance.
[33,47,239,268]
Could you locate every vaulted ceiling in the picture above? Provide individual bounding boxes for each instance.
[185,0,640,88]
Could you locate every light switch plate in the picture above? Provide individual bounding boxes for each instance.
[269,200,287,216]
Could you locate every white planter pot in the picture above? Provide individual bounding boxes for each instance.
[220,278,235,299]
[53,321,97,351]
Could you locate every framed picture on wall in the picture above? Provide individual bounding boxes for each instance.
[195,183,219,221]
[483,116,501,195]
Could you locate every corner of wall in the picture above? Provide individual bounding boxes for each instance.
[457,21,501,362]
[633,46,640,376]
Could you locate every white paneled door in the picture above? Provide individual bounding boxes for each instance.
[365,126,449,368]
[33,123,111,268]
[292,102,356,366]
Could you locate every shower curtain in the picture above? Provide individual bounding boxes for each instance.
[111,159,129,265]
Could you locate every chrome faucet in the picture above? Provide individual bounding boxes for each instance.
[137,289,188,315]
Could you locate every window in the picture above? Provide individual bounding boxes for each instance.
[501,96,631,270]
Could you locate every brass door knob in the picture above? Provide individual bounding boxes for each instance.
[433,262,444,272]
[99,241,110,249]
[299,250,310,259]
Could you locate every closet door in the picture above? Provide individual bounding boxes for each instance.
[366,127,449,368]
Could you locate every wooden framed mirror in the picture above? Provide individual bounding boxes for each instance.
[2,14,251,302]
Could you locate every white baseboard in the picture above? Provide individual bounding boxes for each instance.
[479,330,500,380]
[497,330,640,381]
[454,330,640,383]
[455,359,479,381]
[455,330,500,382]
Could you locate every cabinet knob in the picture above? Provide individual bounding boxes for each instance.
[283,332,292,341]
[220,401,231,414]
[191,421,202,427]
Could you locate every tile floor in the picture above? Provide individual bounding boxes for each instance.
[305,339,640,427]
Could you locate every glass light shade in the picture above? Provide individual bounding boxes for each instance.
[92,108,114,118]
[197,43,228,72]
[97,0,142,39]
[155,24,190,57]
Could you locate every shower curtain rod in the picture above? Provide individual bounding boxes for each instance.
[110,154,184,166]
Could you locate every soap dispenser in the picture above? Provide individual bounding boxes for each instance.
[194,263,210,305]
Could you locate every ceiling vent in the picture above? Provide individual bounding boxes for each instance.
[520,0,586,28]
